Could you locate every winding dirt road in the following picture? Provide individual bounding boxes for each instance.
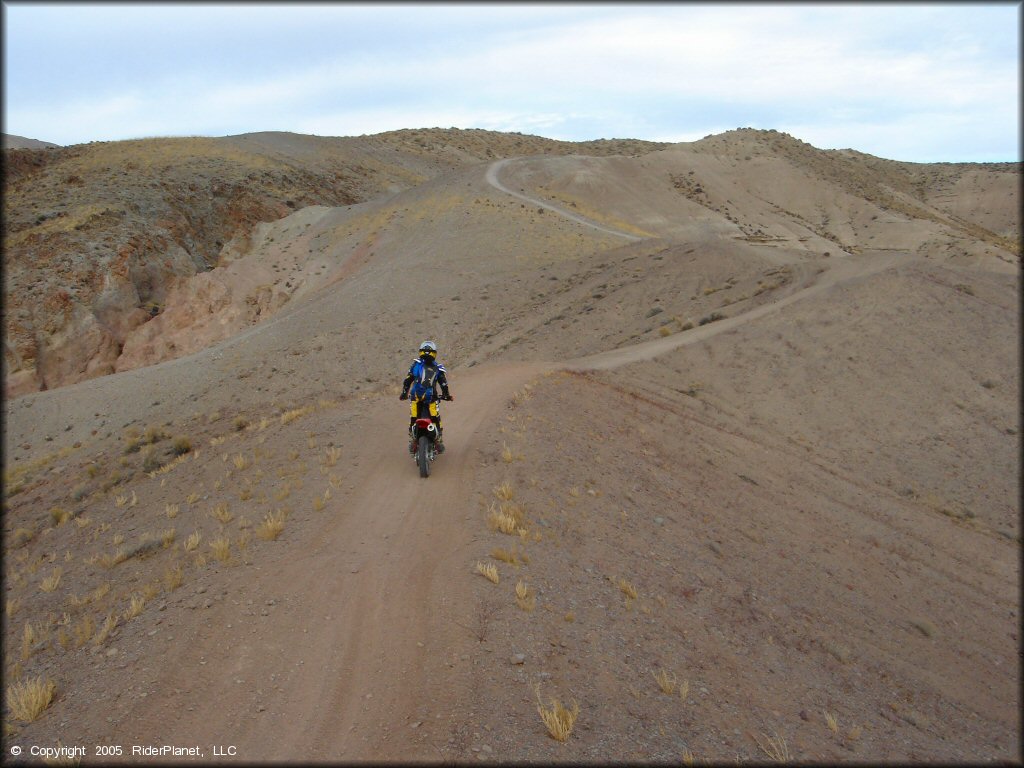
[120,158,904,761]
[485,158,643,241]
[484,158,901,372]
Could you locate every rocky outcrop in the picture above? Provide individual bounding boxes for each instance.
[35,301,121,392]
[114,255,289,373]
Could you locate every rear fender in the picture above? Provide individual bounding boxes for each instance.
[413,418,436,439]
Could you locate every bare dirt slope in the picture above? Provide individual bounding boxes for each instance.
[2,130,668,396]
[3,130,1020,763]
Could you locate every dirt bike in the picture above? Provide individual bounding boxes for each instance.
[408,396,451,478]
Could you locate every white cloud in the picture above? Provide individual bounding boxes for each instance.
[3,4,1018,160]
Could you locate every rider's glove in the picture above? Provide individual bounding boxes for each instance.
[442,392,453,401]
[399,391,408,401]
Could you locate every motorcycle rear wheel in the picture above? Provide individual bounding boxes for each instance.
[417,435,431,478]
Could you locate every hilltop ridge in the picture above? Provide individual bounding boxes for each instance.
[3,127,1017,398]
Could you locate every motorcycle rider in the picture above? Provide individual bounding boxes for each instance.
[399,340,453,453]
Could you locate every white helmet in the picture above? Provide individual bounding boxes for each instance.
[419,340,437,357]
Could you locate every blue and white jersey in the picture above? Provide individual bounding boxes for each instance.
[404,357,448,401]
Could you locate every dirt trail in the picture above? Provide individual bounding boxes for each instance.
[566,252,903,371]
[122,362,548,762]
[485,158,643,241]
[485,156,905,373]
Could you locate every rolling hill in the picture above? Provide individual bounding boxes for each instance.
[2,127,1019,762]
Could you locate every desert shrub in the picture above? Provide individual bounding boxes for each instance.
[142,447,163,473]
[171,436,192,456]
[699,312,726,326]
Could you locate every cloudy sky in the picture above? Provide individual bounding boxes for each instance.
[2,2,1019,162]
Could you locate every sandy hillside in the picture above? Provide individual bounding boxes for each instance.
[1,130,668,397]
[2,128,1020,763]
[2,135,60,150]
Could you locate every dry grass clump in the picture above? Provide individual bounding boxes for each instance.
[141,447,164,473]
[476,562,499,584]
[491,546,521,565]
[323,446,341,467]
[535,684,579,742]
[171,436,193,456]
[754,731,790,762]
[184,531,201,551]
[164,563,184,590]
[123,593,146,620]
[256,510,286,541]
[211,502,234,524]
[487,495,529,535]
[515,580,536,611]
[49,507,71,526]
[40,568,63,593]
[6,676,56,722]
[824,711,839,733]
[93,613,118,646]
[488,504,518,535]
[652,668,678,694]
[72,615,95,647]
[21,622,40,660]
[97,548,128,569]
[617,578,639,600]
[209,537,231,562]
[280,405,315,425]
[114,490,138,508]
[149,451,192,478]
[494,481,514,501]
[12,527,36,548]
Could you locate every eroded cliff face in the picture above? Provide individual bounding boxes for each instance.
[3,200,287,395]
[113,252,291,375]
